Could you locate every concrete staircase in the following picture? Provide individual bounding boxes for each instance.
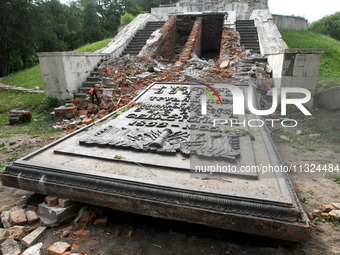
[74,21,165,100]
[74,59,109,99]
[236,20,260,54]
[121,21,165,56]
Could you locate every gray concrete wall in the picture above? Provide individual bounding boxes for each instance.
[37,52,109,100]
[281,49,324,108]
[272,14,308,31]
[251,10,323,108]
[151,0,268,21]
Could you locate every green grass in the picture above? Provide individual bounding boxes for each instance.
[0,91,61,137]
[2,65,44,90]
[73,38,113,53]
[280,30,340,88]
[1,37,113,89]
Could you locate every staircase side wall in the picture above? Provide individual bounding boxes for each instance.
[37,52,109,100]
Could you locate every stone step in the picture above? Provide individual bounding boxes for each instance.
[129,42,148,47]
[91,71,100,76]
[122,51,140,55]
[74,92,87,99]
[87,76,100,82]
[237,28,257,32]
[82,81,98,87]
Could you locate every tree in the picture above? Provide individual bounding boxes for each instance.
[0,0,38,76]
[82,0,105,43]
[309,12,340,41]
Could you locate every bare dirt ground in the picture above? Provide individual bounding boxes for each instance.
[1,110,339,255]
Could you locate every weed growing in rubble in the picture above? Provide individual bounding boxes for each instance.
[0,163,6,173]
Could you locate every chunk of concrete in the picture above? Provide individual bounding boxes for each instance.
[0,228,9,243]
[1,211,11,229]
[8,225,25,240]
[22,242,43,255]
[316,86,340,111]
[0,236,21,255]
[38,203,82,227]
[21,227,46,247]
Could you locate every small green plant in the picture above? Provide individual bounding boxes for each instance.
[120,12,135,24]
[0,163,6,173]
[301,197,307,204]
[334,177,340,184]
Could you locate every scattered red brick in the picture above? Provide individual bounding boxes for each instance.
[68,229,91,242]
[93,216,107,227]
[10,209,27,226]
[45,196,59,207]
[320,204,336,213]
[48,241,71,255]
[9,110,32,125]
[26,210,39,224]
[114,228,120,238]
[58,198,75,208]
[55,103,78,119]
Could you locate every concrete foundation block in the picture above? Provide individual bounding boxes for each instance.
[38,203,82,227]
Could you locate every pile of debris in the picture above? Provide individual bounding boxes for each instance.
[309,203,340,222]
[51,27,273,133]
[0,195,112,255]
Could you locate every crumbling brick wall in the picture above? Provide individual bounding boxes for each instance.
[156,16,177,59]
[173,17,203,70]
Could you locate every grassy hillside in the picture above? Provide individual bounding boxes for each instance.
[1,38,113,90]
[280,30,340,86]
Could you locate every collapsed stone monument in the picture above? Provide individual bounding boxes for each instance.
[3,0,324,242]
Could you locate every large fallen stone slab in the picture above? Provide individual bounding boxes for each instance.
[2,83,310,242]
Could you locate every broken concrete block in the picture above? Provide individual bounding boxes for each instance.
[1,211,11,229]
[8,225,25,240]
[21,227,46,247]
[26,210,39,224]
[220,60,230,69]
[10,209,27,226]
[38,203,81,227]
[329,210,340,221]
[9,110,32,125]
[0,228,9,243]
[0,236,21,255]
[58,198,75,208]
[44,196,59,207]
[48,241,71,255]
[22,242,43,255]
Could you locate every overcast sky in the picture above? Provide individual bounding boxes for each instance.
[59,0,339,23]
